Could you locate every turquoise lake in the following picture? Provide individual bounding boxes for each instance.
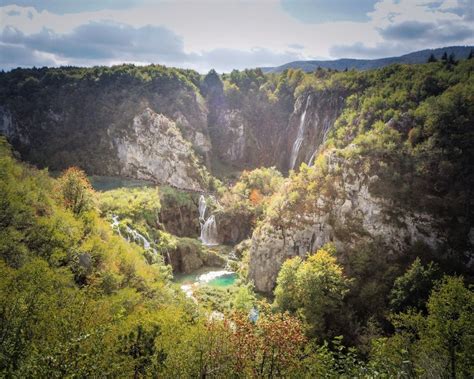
[174,267,237,288]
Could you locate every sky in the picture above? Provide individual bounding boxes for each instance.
[0,0,473,72]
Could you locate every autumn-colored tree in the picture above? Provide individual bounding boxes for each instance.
[228,311,307,377]
[57,167,95,215]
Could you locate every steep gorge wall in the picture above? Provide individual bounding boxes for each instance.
[0,71,212,190]
[0,69,346,187]
[249,151,454,293]
[207,89,346,173]
[286,91,345,170]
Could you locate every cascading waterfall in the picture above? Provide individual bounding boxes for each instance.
[126,226,151,250]
[111,215,121,235]
[198,195,219,246]
[111,214,157,253]
[289,95,311,170]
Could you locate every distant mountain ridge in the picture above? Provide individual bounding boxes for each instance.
[262,45,474,73]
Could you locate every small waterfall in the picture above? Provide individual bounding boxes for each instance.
[126,226,151,250]
[289,95,311,170]
[307,150,317,167]
[198,195,219,246]
[307,116,333,167]
[111,215,121,235]
[110,214,156,253]
[200,215,219,246]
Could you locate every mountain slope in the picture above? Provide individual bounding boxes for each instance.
[262,45,473,73]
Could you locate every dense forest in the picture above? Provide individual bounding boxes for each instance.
[1,55,473,378]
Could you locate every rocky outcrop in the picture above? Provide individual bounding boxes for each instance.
[112,108,205,191]
[169,238,226,273]
[207,93,291,171]
[159,202,200,238]
[249,151,448,293]
[216,211,253,245]
[213,110,247,163]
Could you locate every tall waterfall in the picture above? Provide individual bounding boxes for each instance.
[198,195,207,221]
[289,96,311,170]
[199,195,219,246]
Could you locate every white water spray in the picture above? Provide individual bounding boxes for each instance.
[198,196,219,246]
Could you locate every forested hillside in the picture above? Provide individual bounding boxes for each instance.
[1,139,472,376]
[1,55,473,377]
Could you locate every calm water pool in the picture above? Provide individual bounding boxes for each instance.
[174,267,237,288]
[89,175,153,191]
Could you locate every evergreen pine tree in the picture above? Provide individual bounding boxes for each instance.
[427,53,437,63]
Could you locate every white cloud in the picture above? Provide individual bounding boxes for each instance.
[0,0,472,70]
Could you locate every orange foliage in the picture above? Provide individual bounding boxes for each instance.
[249,188,263,205]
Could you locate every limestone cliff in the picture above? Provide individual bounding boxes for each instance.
[0,66,211,190]
[112,108,206,190]
[249,150,465,293]
[0,66,346,184]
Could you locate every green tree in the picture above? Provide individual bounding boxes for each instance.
[232,285,256,313]
[389,258,440,313]
[274,256,302,313]
[118,324,165,378]
[424,277,473,378]
[274,244,350,338]
[448,52,457,64]
[427,53,438,63]
[388,276,474,378]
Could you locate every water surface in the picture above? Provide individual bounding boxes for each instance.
[174,267,237,288]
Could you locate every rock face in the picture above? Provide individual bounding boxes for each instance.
[112,108,205,191]
[249,152,448,293]
[0,67,347,184]
[286,91,345,170]
[168,238,226,274]
[159,202,200,238]
[216,211,253,245]
[207,89,345,173]
[0,74,212,190]
[208,105,289,170]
